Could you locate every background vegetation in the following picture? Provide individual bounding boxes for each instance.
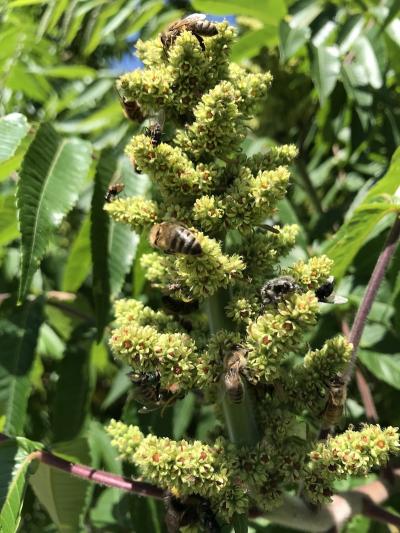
[0,0,400,531]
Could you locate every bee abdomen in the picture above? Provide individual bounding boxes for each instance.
[174,227,202,255]
[194,21,218,36]
[224,370,244,404]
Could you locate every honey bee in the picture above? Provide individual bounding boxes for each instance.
[128,371,162,413]
[144,110,165,147]
[164,494,219,533]
[128,371,180,414]
[260,275,301,307]
[149,222,202,255]
[162,295,199,315]
[258,223,280,234]
[115,88,144,122]
[160,13,218,53]
[222,345,248,404]
[104,183,125,203]
[315,276,348,304]
[321,375,347,430]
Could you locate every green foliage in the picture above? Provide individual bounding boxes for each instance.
[0,0,400,531]
[17,123,92,302]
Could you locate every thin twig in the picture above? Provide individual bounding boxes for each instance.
[342,321,378,421]
[362,499,400,528]
[343,214,400,382]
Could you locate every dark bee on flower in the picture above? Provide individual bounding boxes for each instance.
[115,87,144,122]
[315,276,348,304]
[162,295,199,315]
[160,13,218,53]
[128,371,161,413]
[222,344,248,404]
[260,275,301,306]
[104,183,125,203]
[258,223,280,234]
[164,493,220,533]
[149,222,202,255]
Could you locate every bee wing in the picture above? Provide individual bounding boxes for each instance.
[183,13,206,21]
[157,108,166,128]
[168,14,205,30]
[114,85,125,103]
[325,294,348,304]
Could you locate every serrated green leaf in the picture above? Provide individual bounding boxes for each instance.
[17,123,92,302]
[0,195,19,247]
[51,325,94,442]
[0,130,34,183]
[30,437,92,532]
[0,298,43,436]
[0,439,36,532]
[324,146,400,278]
[191,0,286,26]
[231,26,279,62]
[62,216,92,292]
[91,149,116,340]
[0,114,29,165]
[310,44,341,102]
[358,350,400,390]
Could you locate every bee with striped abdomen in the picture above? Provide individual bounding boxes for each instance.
[149,222,202,255]
[116,88,144,122]
[321,375,347,430]
[222,345,248,404]
[160,14,218,53]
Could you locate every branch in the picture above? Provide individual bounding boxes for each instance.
[2,432,399,531]
[343,214,400,382]
[0,433,164,499]
[342,321,378,422]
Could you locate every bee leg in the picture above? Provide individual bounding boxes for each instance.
[193,33,205,51]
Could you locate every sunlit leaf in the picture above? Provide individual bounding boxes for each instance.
[0,439,39,532]
[324,146,400,278]
[0,114,30,165]
[17,123,92,302]
[191,0,286,26]
[62,216,92,292]
[310,44,341,102]
[0,195,19,247]
[358,350,400,390]
[231,26,279,61]
[30,438,92,532]
[39,65,97,79]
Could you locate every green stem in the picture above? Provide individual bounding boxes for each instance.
[206,290,260,448]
